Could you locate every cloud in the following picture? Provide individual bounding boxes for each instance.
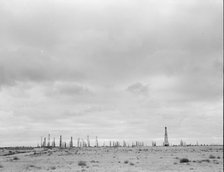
[0,0,222,87]
[126,82,149,96]
[45,81,93,97]
[0,49,85,87]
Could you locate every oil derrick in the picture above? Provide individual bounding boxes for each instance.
[123,140,126,147]
[41,137,43,147]
[132,142,134,147]
[95,136,99,147]
[82,139,87,147]
[87,135,90,147]
[77,138,80,148]
[163,127,169,146]
[152,141,156,146]
[180,139,184,146]
[47,134,50,147]
[52,137,55,147]
[43,137,46,147]
[70,137,73,148]
[59,135,62,148]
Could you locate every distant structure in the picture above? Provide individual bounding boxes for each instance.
[61,142,66,148]
[41,137,43,147]
[77,138,80,147]
[39,133,172,148]
[52,137,56,147]
[123,140,127,147]
[180,139,187,146]
[163,127,169,146]
[95,136,99,147]
[47,134,50,147]
[81,139,87,147]
[70,137,73,148]
[87,136,90,147]
[43,137,47,147]
[180,139,184,146]
[152,141,156,147]
[196,141,199,146]
[59,135,62,148]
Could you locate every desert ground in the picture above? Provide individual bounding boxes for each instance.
[0,146,223,172]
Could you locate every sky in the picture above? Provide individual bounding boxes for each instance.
[0,0,223,147]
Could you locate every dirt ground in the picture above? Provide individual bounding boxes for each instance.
[0,146,223,172]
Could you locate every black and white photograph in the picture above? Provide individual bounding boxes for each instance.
[0,0,223,171]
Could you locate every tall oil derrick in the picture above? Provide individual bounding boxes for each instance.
[59,135,62,148]
[163,126,169,146]
[70,137,73,148]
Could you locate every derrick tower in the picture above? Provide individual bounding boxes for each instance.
[163,126,169,146]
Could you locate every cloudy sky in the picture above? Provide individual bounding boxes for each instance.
[0,0,222,146]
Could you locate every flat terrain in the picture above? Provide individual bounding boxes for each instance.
[0,146,223,172]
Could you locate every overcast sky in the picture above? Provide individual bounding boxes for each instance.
[0,0,222,146]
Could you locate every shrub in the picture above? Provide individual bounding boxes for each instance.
[180,158,190,163]
[209,155,216,159]
[124,160,129,164]
[28,165,41,169]
[129,162,135,166]
[78,161,87,166]
[0,165,3,168]
[90,160,99,163]
[13,156,19,160]
[201,159,210,163]
[51,166,56,170]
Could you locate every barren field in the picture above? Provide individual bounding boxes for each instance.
[0,146,223,172]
